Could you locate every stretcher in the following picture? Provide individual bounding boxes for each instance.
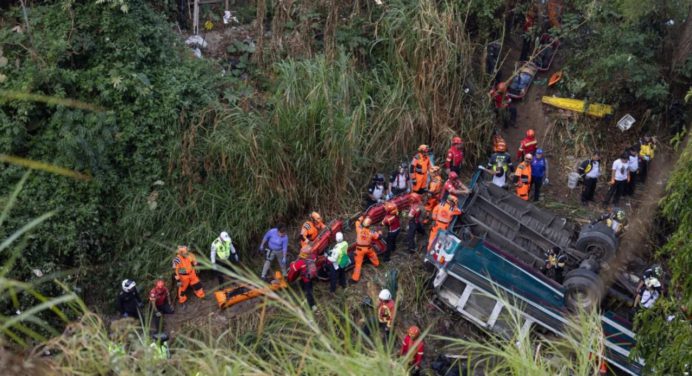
[213,271,288,309]
[508,62,538,99]
[535,34,560,71]
[541,96,614,118]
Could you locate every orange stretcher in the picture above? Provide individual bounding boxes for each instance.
[213,271,288,309]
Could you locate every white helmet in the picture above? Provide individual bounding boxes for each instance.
[220,231,231,242]
[645,277,661,289]
[122,279,136,293]
[379,289,392,301]
[335,232,344,243]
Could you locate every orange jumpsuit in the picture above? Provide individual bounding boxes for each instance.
[173,252,205,304]
[515,161,532,200]
[410,153,431,193]
[300,220,325,248]
[428,202,461,250]
[424,175,443,218]
[351,220,380,282]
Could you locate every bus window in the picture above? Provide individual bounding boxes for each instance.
[438,277,467,307]
[492,307,525,339]
[462,289,498,324]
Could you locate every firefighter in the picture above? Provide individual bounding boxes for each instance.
[440,171,470,201]
[377,289,395,340]
[210,231,239,286]
[300,212,326,249]
[288,246,318,310]
[424,166,444,222]
[389,162,411,197]
[406,193,426,253]
[638,134,656,183]
[515,153,533,201]
[351,217,381,283]
[259,224,289,280]
[542,247,566,283]
[118,279,144,320]
[428,195,462,251]
[488,136,513,170]
[400,325,424,375]
[172,246,205,304]
[591,207,627,236]
[517,129,538,161]
[149,279,174,315]
[445,136,464,175]
[382,202,401,262]
[489,82,517,129]
[410,145,432,194]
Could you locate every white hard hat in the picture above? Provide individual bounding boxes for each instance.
[645,277,661,289]
[220,231,231,242]
[122,279,136,293]
[335,232,344,243]
[379,289,392,301]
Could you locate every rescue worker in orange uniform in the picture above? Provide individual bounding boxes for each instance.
[410,145,433,194]
[377,289,395,341]
[445,136,464,175]
[299,211,325,248]
[517,129,538,161]
[515,153,533,201]
[428,195,462,251]
[351,217,381,283]
[424,166,444,223]
[172,245,205,304]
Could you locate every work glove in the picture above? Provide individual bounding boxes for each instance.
[155,312,162,318]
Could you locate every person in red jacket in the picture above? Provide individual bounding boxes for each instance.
[440,171,470,201]
[517,129,538,161]
[382,202,401,262]
[401,325,424,375]
[288,246,318,311]
[489,82,517,129]
[445,136,464,175]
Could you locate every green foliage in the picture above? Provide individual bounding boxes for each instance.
[633,137,692,373]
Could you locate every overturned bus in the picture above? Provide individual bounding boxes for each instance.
[425,171,643,375]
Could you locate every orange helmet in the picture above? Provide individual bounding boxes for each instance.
[310,211,322,223]
[447,195,459,206]
[408,325,421,339]
[526,129,535,138]
[384,202,398,215]
[496,82,508,93]
[155,279,165,289]
[495,139,507,152]
[418,144,430,153]
[452,136,463,145]
[430,166,441,175]
[177,245,189,256]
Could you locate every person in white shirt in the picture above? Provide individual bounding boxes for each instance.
[603,152,630,206]
[578,152,601,205]
[388,163,411,197]
[625,147,639,196]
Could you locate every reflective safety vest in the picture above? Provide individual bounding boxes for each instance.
[301,220,323,242]
[639,143,655,160]
[212,238,231,260]
[355,220,379,247]
[410,154,431,188]
[432,203,461,227]
[173,253,198,277]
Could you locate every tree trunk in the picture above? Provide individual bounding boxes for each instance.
[672,2,692,70]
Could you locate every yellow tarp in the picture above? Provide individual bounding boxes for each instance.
[541,96,614,118]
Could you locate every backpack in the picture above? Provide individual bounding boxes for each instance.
[577,159,592,177]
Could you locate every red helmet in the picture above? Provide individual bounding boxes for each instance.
[495,139,507,152]
[155,279,165,289]
[526,129,535,138]
[408,325,421,338]
[496,82,508,93]
[448,171,458,180]
[452,136,462,145]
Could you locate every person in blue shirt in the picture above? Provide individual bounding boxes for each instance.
[531,148,549,202]
[259,224,289,280]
